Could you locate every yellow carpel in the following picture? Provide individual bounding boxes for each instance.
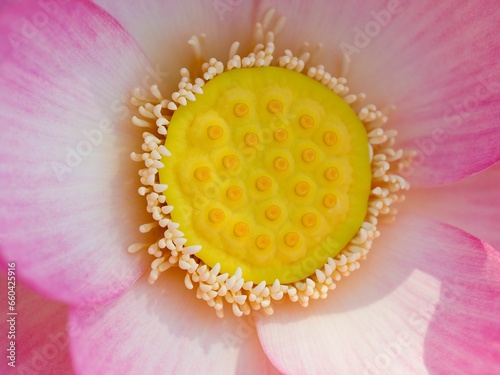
[302,149,316,163]
[273,157,289,171]
[274,128,288,142]
[227,186,242,200]
[323,194,337,208]
[194,166,211,182]
[256,176,272,191]
[255,235,271,250]
[299,114,315,129]
[323,131,337,146]
[234,103,249,117]
[208,208,225,223]
[244,133,259,147]
[223,155,239,170]
[234,222,250,237]
[302,213,317,228]
[267,99,283,114]
[207,125,224,140]
[324,167,339,181]
[294,181,310,197]
[265,205,281,221]
[284,232,300,247]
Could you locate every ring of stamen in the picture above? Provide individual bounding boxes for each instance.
[129,8,410,318]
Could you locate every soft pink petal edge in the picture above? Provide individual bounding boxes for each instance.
[403,161,500,252]
[255,214,500,375]
[69,269,281,375]
[0,0,153,305]
[0,275,74,375]
[258,0,500,187]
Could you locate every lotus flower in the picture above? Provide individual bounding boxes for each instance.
[1,0,499,374]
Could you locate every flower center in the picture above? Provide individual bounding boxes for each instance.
[159,67,371,284]
[128,8,411,317]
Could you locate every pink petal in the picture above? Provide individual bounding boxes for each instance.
[256,214,500,375]
[69,270,280,375]
[258,0,500,187]
[92,0,259,88]
[403,162,500,251]
[0,1,153,305]
[0,276,74,375]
